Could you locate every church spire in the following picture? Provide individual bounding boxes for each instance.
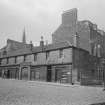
[22,28,26,44]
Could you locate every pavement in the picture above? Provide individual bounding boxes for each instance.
[0,78,105,105]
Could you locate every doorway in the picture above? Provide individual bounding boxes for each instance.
[47,66,52,82]
[7,70,10,79]
[21,67,28,80]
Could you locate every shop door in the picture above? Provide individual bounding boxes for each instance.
[47,66,52,82]
[7,70,10,79]
[21,67,28,80]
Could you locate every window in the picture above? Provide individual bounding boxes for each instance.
[46,51,50,59]
[7,58,9,64]
[59,49,63,58]
[15,56,17,63]
[3,50,7,56]
[34,53,37,61]
[0,59,2,65]
[0,52,1,57]
[24,55,27,62]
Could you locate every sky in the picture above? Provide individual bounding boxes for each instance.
[0,0,105,48]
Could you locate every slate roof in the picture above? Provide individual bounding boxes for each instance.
[44,41,72,51]
[7,39,30,49]
[0,41,72,58]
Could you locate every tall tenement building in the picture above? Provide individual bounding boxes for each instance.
[52,8,105,57]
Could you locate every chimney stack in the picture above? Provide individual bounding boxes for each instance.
[73,32,80,47]
[40,36,44,47]
[46,40,48,46]
[30,41,33,51]
[22,28,26,44]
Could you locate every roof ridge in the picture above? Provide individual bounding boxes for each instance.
[7,39,29,45]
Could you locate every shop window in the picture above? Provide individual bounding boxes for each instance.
[59,49,63,58]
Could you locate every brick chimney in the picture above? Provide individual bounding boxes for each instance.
[62,8,77,27]
[40,36,44,50]
[73,32,80,47]
[22,28,26,44]
[30,41,33,51]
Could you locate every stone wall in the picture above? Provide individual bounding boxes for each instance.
[72,47,89,82]
[37,53,46,65]
[8,57,15,64]
[1,58,7,65]
[77,21,90,52]
[63,48,72,63]
[47,48,72,64]
[0,48,72,66]
[62,8,77,27]
[25,54,34,62]
[52,8,77,44]
[17,56,24,64]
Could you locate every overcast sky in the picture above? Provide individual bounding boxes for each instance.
[0,0,105,48]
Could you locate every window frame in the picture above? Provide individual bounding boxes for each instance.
[34,53,37,61]
[59,49,63,58]
[46,51,50,60]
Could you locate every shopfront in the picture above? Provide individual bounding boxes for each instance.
[52,64,72,84]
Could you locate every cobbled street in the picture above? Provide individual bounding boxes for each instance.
[0,79,105,105]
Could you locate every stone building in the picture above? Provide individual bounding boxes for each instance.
[0,35,103,85]
[0,8,104,85]
[52,8,105,58]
